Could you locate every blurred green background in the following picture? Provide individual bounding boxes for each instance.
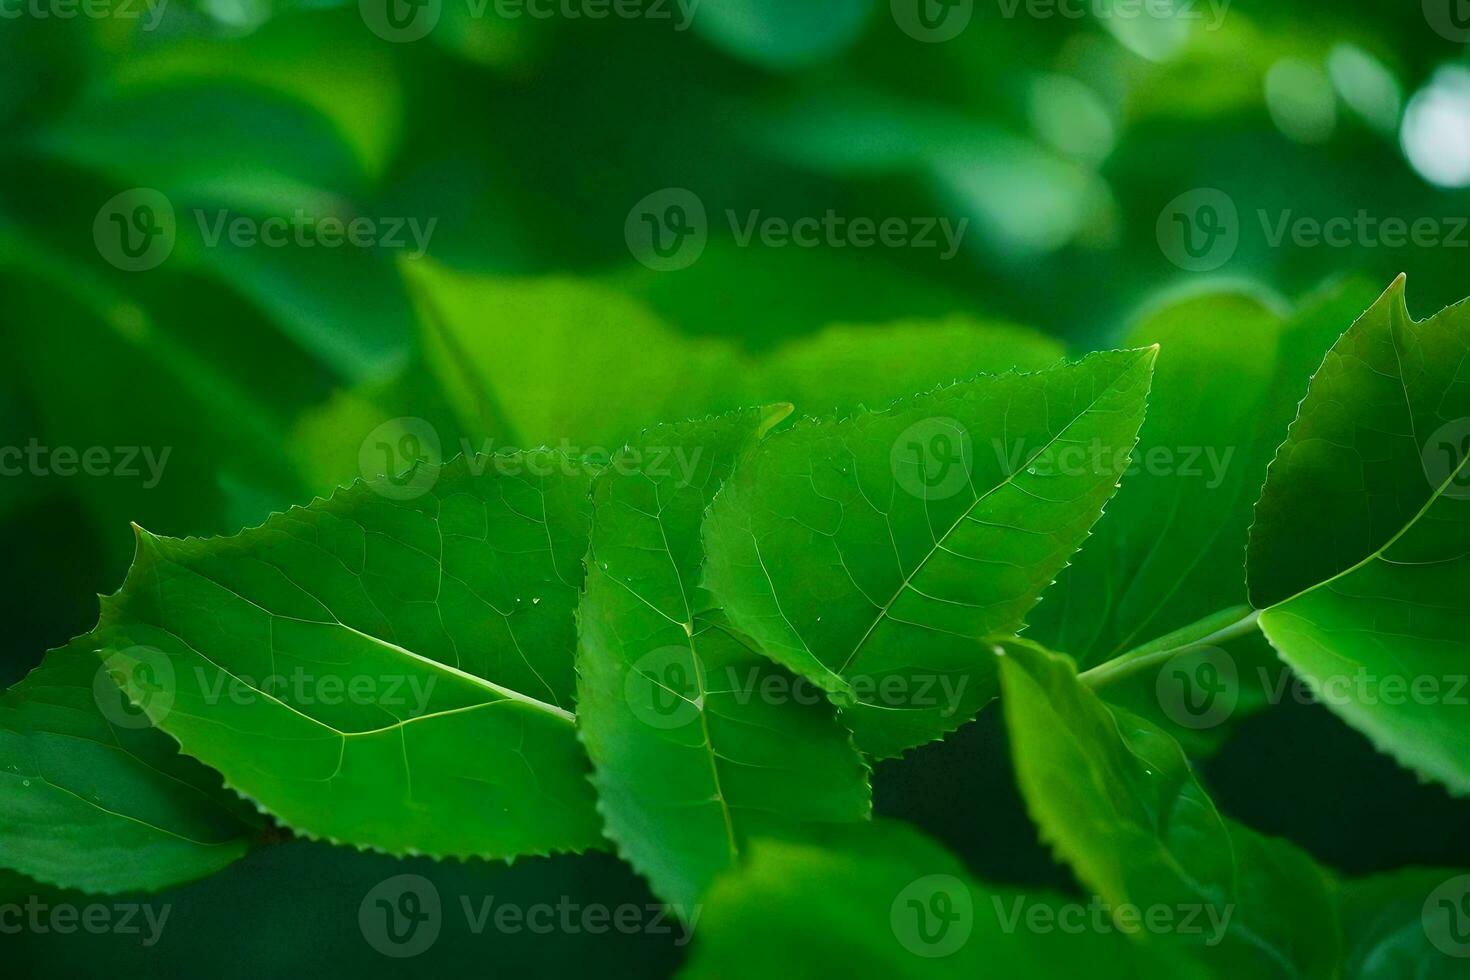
[5,1,1470,974]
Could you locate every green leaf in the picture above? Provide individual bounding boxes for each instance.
[91,452,605,859]
[759,317,1064,418]
[1245,278,1390,483]
[702,349,1156,757]
[0,638,258,894]
[680,819,1201,980]
[404,261,747,449]
[996,637,1341,978]
[297,272,1059,550]
[402,259,1064,448]
[1249,276,1470,795]
[1338,868,1470,977]
[576,408,871,908]
[1028,282,1379,754]
[1032,280,1382,662]
[1029,290,1286,663]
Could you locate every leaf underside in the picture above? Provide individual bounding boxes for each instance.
[0,637,258,894]
[996,637,1341,980]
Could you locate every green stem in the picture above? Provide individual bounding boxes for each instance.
[1078,605,1261,691]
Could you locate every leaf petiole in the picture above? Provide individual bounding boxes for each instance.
[1078,605,1261,691]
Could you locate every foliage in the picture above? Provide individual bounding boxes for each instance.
[7,272,1470,976]
[4,2,1470,976]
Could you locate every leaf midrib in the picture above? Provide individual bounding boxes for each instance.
[599,476,741,867]
[127,549,576,726]
[1263,419,1470,616]
[15,771,241,850]
[1262,294,1470,614]
[839,359,1146,677]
